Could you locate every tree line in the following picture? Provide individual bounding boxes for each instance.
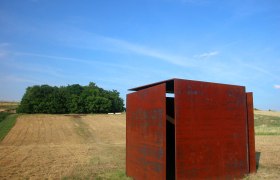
[17,82,124,114]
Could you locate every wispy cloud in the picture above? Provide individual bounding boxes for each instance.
[0,51,7,58]
[59,30,277,84]
[11,51,163,80]
[14,52,97,64]
[57,30,193,67]
[14,51,143,71]
[274,85,280,89]
[194,51,219,58]
[0,43,10,48]
[0,53,70,79]
[105,37,190,66]
[0,43,11,58]
[0,75,39,84]
[11,61,67,78]
[238,61,280,81]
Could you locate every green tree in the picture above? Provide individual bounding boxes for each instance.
[17,82,125,114]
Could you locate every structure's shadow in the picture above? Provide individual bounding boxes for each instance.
[256,152,261,170]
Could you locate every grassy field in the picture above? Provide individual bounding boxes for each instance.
[242,110,280,179]
[0,110,279,179]
[0,101,19,113]
[254,110,280,135]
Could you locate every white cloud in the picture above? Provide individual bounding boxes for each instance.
[274,85,280,89]
[195,51,219,58]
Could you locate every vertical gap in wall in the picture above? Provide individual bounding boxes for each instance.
[166,95,175,179]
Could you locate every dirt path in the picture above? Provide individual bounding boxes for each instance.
[0,114,126,179]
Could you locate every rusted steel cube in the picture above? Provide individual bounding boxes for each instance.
[126,78,256,179]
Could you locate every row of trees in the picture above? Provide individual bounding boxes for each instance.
[17,82,124,114]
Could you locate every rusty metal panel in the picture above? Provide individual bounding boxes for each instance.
[174,79,249,179]
[246,92,256,173]
[126,83,166,180]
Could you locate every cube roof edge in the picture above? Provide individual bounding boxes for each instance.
[128,78,246,92]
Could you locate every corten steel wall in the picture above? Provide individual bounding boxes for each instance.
[126,79,256,180]
[246,92,256,173]
[126,84,166,179]
[174,79,249,179]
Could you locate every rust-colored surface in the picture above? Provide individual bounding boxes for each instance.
[174,79,249,179]
[126,83,166,180]
[127,78,255,180]
[246,92,257,173]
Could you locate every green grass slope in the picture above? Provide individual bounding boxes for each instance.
[0,113,19,141]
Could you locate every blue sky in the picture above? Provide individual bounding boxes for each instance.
[0,0,280,110]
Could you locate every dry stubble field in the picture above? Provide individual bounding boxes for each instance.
[0,111,279,179]
[0,114,127,179]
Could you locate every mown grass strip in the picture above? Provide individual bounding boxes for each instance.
[71,117,93,141]
[0,114,19,141]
